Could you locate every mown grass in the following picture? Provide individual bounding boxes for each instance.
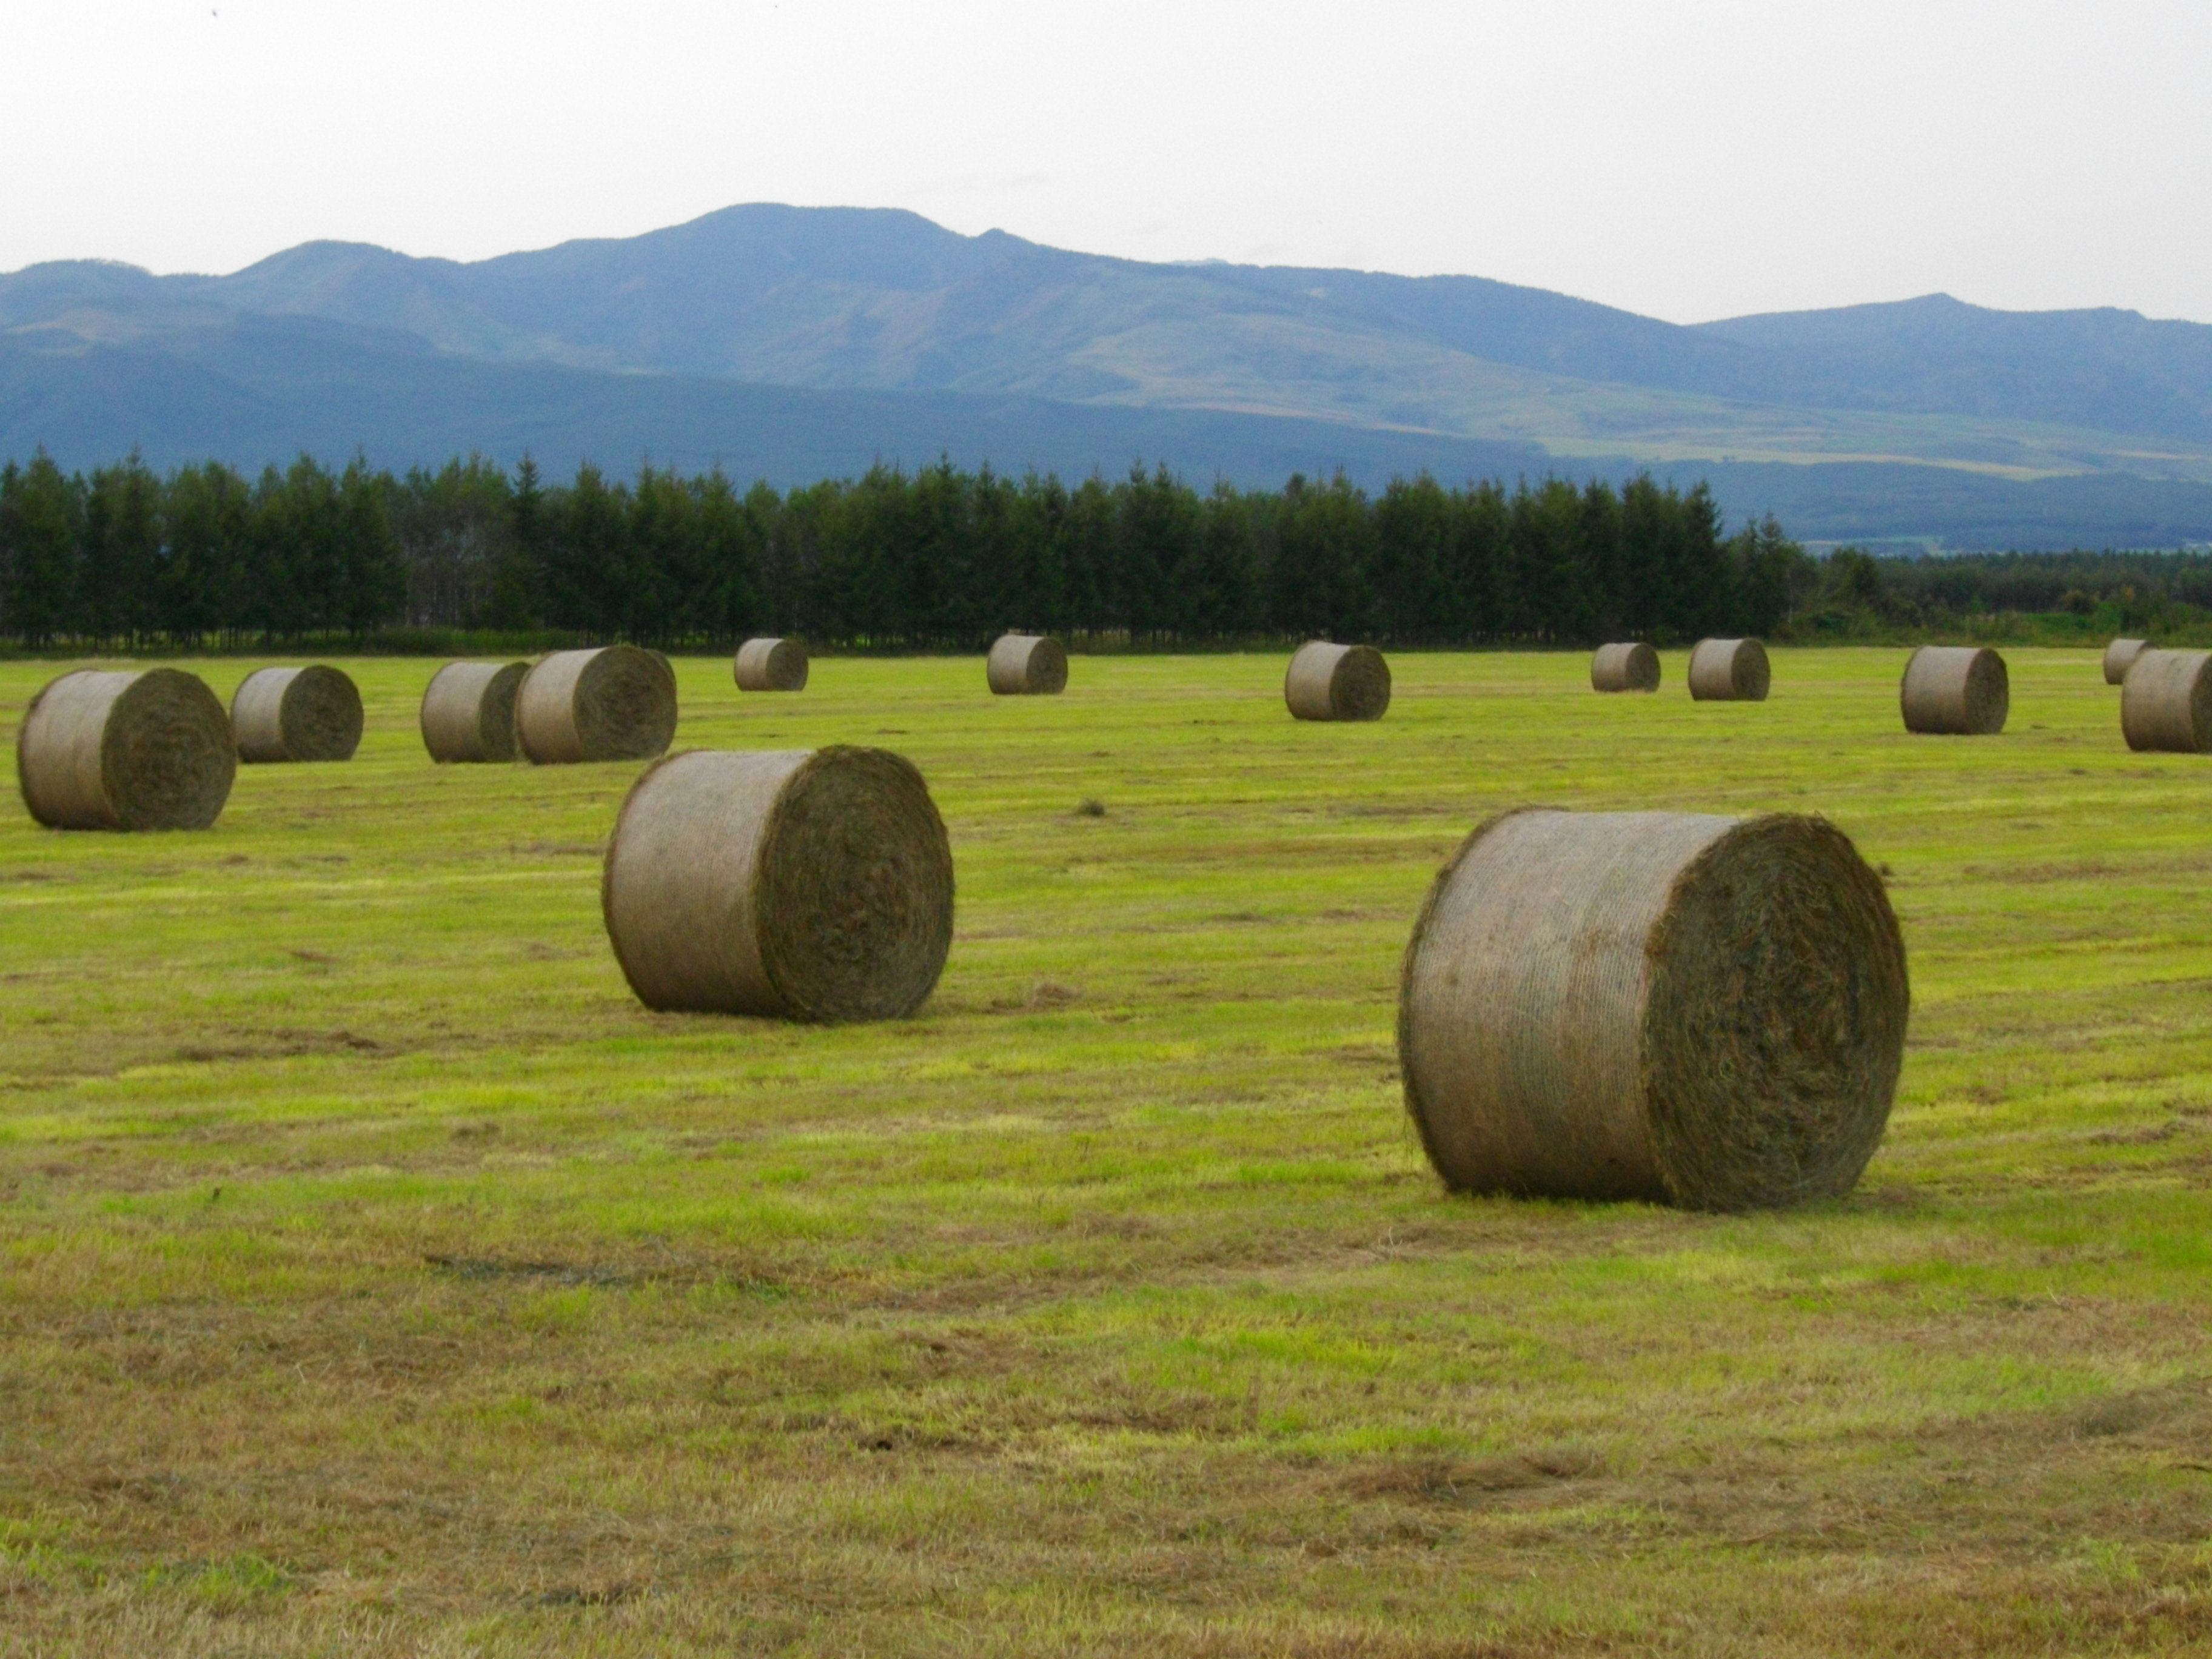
[1,648,2210,1655]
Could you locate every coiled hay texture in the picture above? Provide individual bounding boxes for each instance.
[2105,638,2152,685]
[1284,642,1392,721]
[420,661,528,763]
[18,668,236,831]
[1900,645,2008,736]
[735,637,809,692]
[602,746,954,1022]
[516,646,678,764]
[1686,638,1769,702]
[987,634,1068,695]
[2120,649,2212,754]
[1398,808,1907,1212]
[1591,642,1660,693]
[230,666,363,763]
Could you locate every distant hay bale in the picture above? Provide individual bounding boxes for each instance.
[1398,808,1907,1211]
[420,661,528,763]
[734,637,809,692]
[17,668,236,831]
[515,646,678,763]
[2104,638,2153,685]
[602,746,954,1022]
[1686,638,1770,702]
[1590,642,1660,693]
[230,665,363,763]
[1900,645,2008,736]
[987,634,1068,695]
[2120,648,2212,753]
[1284,642,1392,721]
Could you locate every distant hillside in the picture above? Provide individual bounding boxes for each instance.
[8,203,2212,548]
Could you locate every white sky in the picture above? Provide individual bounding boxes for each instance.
[5,0,2209,325]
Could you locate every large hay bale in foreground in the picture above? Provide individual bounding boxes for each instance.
[2120,648,2212,753]
[2104,638,2153,686]
[230,666,363,763]
[734,637,809,692]
[516,646,678,763]
[603,746,954,1022]
[420,661,528,763]
[1590,642,1660,693]
[1284,642,1391,721]
[987,634,1068,695]
[1686,638,1769,702]
[18,668,236,831]
[1900,645,2008,736]
[1398,808,1907,1211]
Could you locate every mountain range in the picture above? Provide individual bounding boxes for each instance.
[8,203,2212,549]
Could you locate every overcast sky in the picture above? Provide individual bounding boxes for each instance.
[6,0,2208,325]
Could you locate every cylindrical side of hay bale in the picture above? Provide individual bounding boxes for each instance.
[1398,808,1907,1211]
[230,665,364,763]
[420,660,528,763]
[1900,645,2008,736]
[1686,638,1770,702]
[602,746,955,1022]
[985,634,1068,696]
[734,637,809,692]
[1590,642,1660,693]
[1284,642,1392,720]
[2120,648,2212,754]
[17,668,235,831]
[515,645,679,763]
[2104,638,2152,686]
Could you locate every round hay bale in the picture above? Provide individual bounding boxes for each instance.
[2120,648,2212,753]
[734,637,809,692]
[986,634,1068,696]
[2104,637,2153,685]
[1590,642,1660,693]
[602,746,954,1022]
[230,665,363,763]
[1686,638,1770,702]
[420,660,528,763]
[1398,808,1907,1212]
[1900,645,2008,736]
[18,668,235,831]
[1284,641,1392,721]
[515,646,678,764]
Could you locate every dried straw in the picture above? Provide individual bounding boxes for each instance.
[1900,645,2008,736]
[602,746,954,1022]
[1284,642,1392,720]
[516,646,678,763]
[1398,808,1908,1211]
[1591,642,1660,693]
[2120,649,2212,753]
[420,661,528,763]
[987,634,1068,695]
[17,668,235,830]
[2104,638,2152,686]
[735,637,809,692]
[230,666,363,763]
[1686,638,1770,702]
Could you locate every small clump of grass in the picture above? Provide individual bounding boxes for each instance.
[1075,797,1107,817]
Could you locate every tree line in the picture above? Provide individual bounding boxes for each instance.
[0,450,1814,650]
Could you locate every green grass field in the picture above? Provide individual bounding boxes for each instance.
[2,649,2210,1656]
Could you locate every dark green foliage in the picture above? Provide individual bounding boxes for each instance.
[0,449,1795,649]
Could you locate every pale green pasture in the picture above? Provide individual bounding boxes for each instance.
[0,649,2209,1655]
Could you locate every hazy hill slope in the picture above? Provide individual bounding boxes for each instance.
[10,204,2212,454]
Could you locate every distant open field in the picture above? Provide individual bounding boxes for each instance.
[2,649,2210,1656]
